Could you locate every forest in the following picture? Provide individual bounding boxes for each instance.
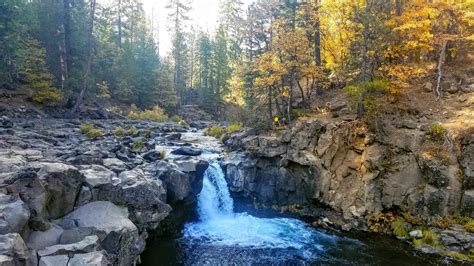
[0,0,472,125]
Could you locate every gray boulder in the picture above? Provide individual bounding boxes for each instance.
[38,251,109,266]
[37,235,99,257]
[0,193,30,234]
[58,201,144,265]
[0,233,30,265]
[5,170,49,231]
[26,224,63,251]
[98,173,171,231]
[102,158,128,173]
[79,165,118,187]
[0,154,26,174]
[37,163,85,219]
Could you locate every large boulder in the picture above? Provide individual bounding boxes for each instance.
[37,163,85,219]
[0,193,30,234]
[0,233,30,265]
[0,154,26,173]
[79,165,118,188]
[26,224,64,251]
[37,235,99,257]
[5,170,50,231]
[38,251,109,266]
[157,160,208,203]
[98,169,171,231]
[58,201,144,265]
[102,158,128,173]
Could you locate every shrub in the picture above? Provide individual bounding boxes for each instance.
[205,125,225,138]
[128,105,168,122]
[464,220,474,233]
[131,138,145,153]
[86,129,104,139]
[428,123,447,142]
[128,126,138,136]
[80,123,94,134]
[170,115,182,123]
[344,79,390,109]
[227,122,243,133]
[179,120,189,127]
[433,216,454,229]
[367,212,395,234]
[113,127,127,137]
[79,123,103,139]
[413,229,441,249]
[140,129,152,138]
[402,211,423,226]
[447,251,474,261]
[30,88,64,106]
[391,217,408,238]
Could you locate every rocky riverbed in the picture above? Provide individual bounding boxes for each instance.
[0,117,215,265]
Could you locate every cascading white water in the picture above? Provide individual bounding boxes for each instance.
[182,161,341,260]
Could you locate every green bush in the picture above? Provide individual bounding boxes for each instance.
[391,217,408,238]
[128,105,168,122]
[80,123,94,134]
[464,220,474,233]
[31,88,63,106]
[140,129,152,138]
[344,79,390,108]
[205,125,225,138]
[113,127,127,137]
[428,123,447,142]
[131,138,145,153]
[413,229,440,249]
[170,115,182,123]
[227,122,243,133]
[79,123,103,139]
[128,126,138,136]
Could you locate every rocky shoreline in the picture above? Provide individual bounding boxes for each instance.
[0,117,212,265]
[221,118,474,261]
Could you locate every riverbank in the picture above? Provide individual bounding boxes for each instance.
[0,117,214,265]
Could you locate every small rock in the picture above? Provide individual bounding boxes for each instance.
[142,150,163,162]
[409,230,423,239]
[171,147,202,156]
[0,116,13,128]
[424,82,433,92]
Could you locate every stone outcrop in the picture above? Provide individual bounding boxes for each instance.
[0,119,211,265]
[223,119,472,226]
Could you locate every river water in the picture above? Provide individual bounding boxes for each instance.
[141,159,447,265]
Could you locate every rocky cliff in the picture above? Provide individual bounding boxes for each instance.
[222,117,473,256]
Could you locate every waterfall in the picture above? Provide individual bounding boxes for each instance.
[197,161,234,221]
[182,160,342,259]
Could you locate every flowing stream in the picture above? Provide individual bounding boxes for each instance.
[141,158,444,265]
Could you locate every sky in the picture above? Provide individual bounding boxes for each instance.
[141,0,253,55]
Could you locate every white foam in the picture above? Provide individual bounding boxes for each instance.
[183,161,335,259]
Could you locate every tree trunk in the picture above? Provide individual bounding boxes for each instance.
[70,0,97,115]
[435,40,447,99]
[117,0,122,47]
[268,86,273,128]
[314,0,321,66]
